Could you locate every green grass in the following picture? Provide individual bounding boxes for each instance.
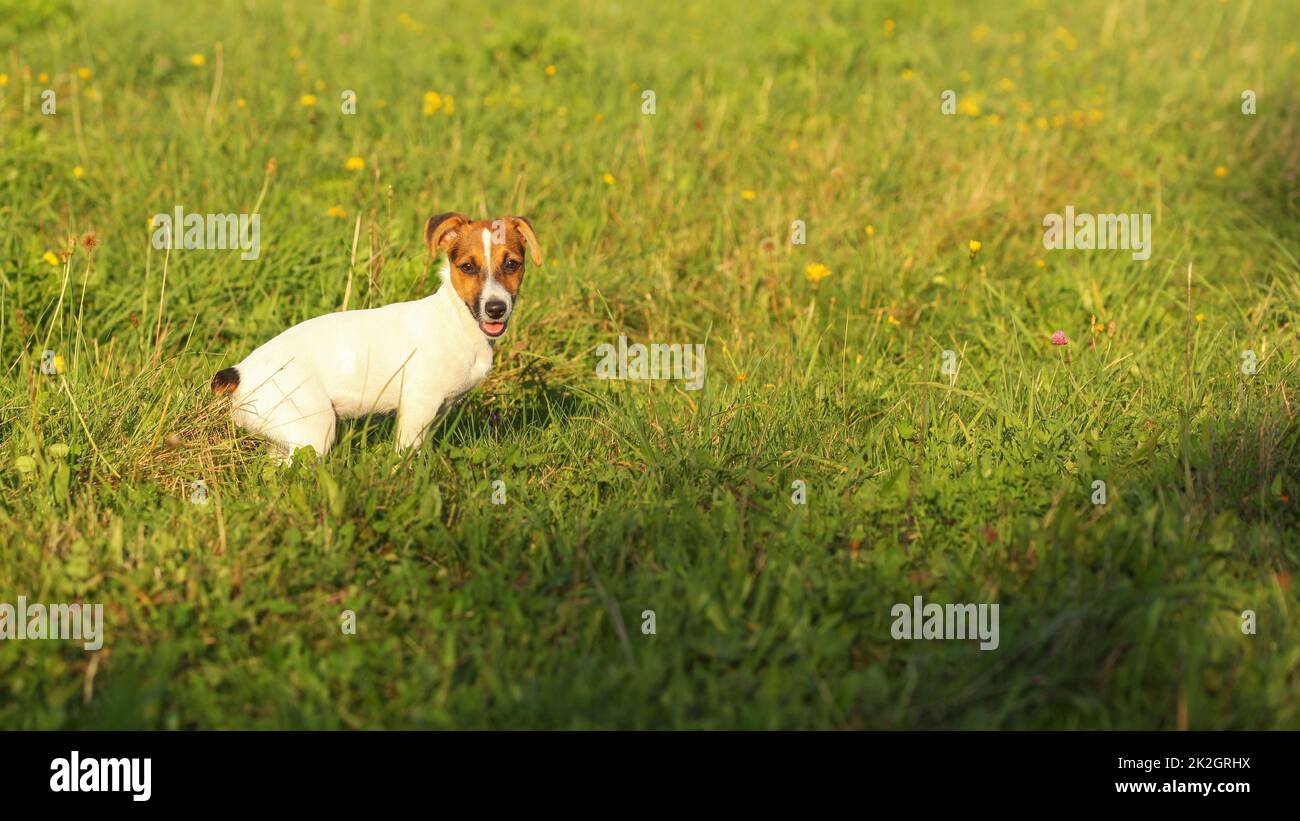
[1,0,1298,729]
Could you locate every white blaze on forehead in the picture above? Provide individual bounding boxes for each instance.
[478,226,512,316]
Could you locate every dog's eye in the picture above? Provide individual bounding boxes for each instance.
[459,262,478,274]
[503,258,519,272]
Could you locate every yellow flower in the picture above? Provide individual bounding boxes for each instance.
[887,314,902,326]
[288,46,303,59]
[883,19,896,36]
[442,94,454,114]
[396,12,426,33]
[594,113,605,123]
[970,24,991,42]
[1054,26,1079,50]
[299,94,318,107]
[38,71,49,83]
[345,156,365,171]
[42,251,60,267]
[545,65,557,77]
[326,205,347,218]
[968,240,982,257]
[189,54,205,67]
[236,98,247,108]
[72,166,84,179]
[865,224,875,237]
[1034,258,1046,269]
[736,373,747,383]
[900,68,914,80]
[958,98,981,117]
[0,73,8,86]
[602,173,616,185]
[1214,166,1229,178]
[740,190,757,201]
[423,90,442,115]
[804,262,832,284]
[1195,312,1205,322]
[997,78,1014,92]
[77,67,91,81]
[314,78,326,91]
[787,139,800,152]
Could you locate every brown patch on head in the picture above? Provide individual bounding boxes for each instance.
[426,211,481,313]
[424,212,541,319]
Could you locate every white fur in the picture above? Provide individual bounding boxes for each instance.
[224,259,495,459]
[479,227,513,321]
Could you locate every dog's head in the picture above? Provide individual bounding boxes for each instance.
[424,212,542,339]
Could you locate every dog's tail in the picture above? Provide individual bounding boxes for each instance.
[210,366,240,395]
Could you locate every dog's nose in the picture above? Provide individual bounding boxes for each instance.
[484,300,508,320]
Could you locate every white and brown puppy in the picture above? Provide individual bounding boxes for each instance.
[211,213,540,459]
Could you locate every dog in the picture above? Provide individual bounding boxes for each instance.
[210,213,540,459]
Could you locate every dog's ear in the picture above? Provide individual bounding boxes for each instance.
[512,216,542,266]
[425,212,468,256]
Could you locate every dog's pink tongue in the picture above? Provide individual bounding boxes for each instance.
[482,322,505,335]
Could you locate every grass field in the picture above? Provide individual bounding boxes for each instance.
[1,0,1298,729]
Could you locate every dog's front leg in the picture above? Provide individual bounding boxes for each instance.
[395,397,441,452]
